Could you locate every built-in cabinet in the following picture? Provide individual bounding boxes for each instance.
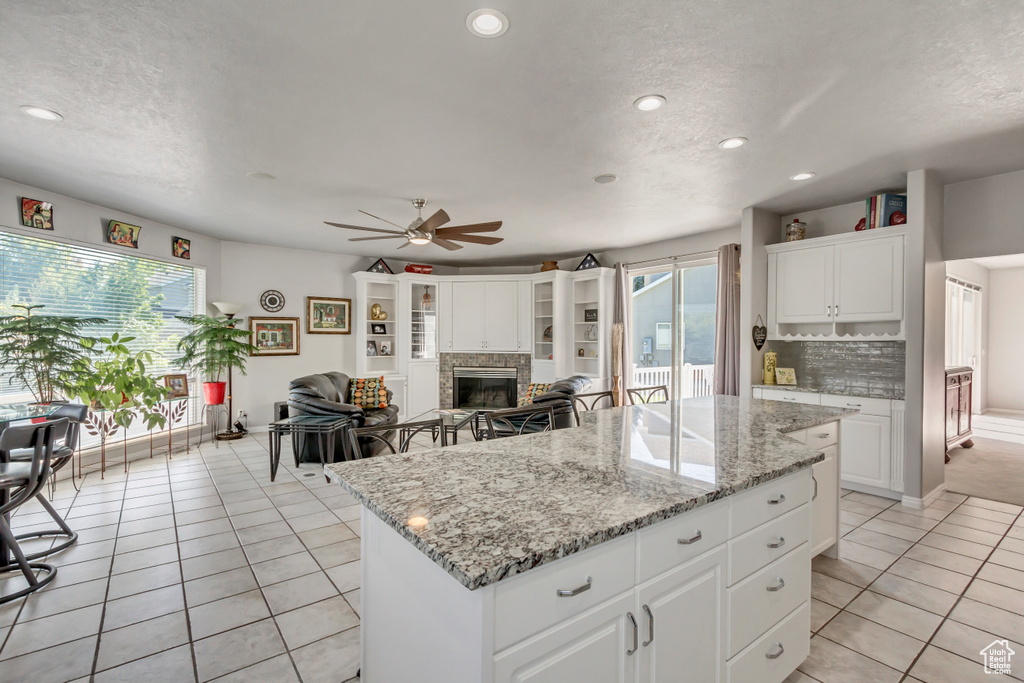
[452,280,519,352]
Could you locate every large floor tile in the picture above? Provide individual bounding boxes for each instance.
[0,634,98,683]
[188,589,271,639]
[949,597,1024,640]
[868,573,959,615]
[810,597,839,632]
[251,551,321,587]
[274,595,358,649]
[798,634,902,683]
[842,528,914,556]
[262,571,339,615]
[811,571,863,609]
[93,644,195,683]
[180,547,249,581]
[964,579,1024,616]
[917,531,993,560]
[930,618,1024,680]
[932,521,1004,546]
[309,538,360,569]
[325,560,361,593]
[845,589,944,641]
[904,543,985,576]
[838,539,901,571]
[111,543,179,575]
[1,603,103,660]
[908,645,998,683]
[861,518,928,543]
[209,653,299,683]
[106,562,182,600]
[16,577,107,622]
[990,548,1024,571]
[886,557,974,594]
[103,584,185,631]
[977,561,1024,591]
[193,618,286,682]
[818,611,926,671]
[178,531,241,560]
[290,626,360,683]
[95,611,190,672]
[184,566,258,607]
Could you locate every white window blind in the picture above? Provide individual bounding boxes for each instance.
[0,230,206,442]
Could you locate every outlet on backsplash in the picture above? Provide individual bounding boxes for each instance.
[769,341,906,399]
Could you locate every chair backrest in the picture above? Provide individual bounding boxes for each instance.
[0,418,69,506]
[485,404,555,438]
[572,390,616,414]
[627,385,669,405]
[347,418,446,458]
[47,403,88,451]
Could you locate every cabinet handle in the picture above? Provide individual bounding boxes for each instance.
[556,576,592,597]
[765,642,785,660]
[626,612,638,656]
[835,305,839,316]
[847,403,861,408]
[827,305,831,317]
[767,536,786,549]
[642,604,654,647]
[766,577,786,592]
[812,475,818,501]
[768,494,786,505]
[677,531,703,545]
[816,432,831,439]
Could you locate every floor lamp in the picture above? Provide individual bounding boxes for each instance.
[212,301,246,441]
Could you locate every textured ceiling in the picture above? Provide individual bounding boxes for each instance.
[1,0,1023,265]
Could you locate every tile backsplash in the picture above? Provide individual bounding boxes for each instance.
[767,341,905,399]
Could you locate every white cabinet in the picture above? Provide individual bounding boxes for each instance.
[407,361,439,416]
[836,414,892,491]
[811,444,839,558]
[834,238,904,322]
[452,280,519,351]
[775,248,833,323]
[452,282,486,350]
[438,281,453,352]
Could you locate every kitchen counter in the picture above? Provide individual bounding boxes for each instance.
[753,383,904,400]
[325,396,854,590]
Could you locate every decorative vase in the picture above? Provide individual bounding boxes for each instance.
[540,261,559,272]
[204,381,227,405]
[785,219,806,242]
[422,286,432,310]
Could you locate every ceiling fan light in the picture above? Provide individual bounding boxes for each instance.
[409,235,431,245]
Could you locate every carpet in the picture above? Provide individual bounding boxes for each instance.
[945,436,1024,507]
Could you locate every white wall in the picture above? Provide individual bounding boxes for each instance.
[987,267,1024,412]
[945,259,990,414]
[944,169,1024,261]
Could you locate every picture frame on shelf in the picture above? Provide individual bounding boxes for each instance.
[249,316,300,356]
[370,323,386,335]
[306,296,351,334]
[379,341,392,356]
[367,258,393,274]
[584,309,598,322]
[164,374,189,398]
[366,340,378,356]
[775,367,797,385]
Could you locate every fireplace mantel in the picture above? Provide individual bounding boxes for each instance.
[439,353,531,409]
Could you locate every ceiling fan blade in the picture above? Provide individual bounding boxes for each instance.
[325,221,406,235]
[419,209,451,233]
[444,234,503,246]
[358,210,409,231]
[348,235,407,242]
[432,237,464,251]
[434,221,502,235]
[397,241,411,249]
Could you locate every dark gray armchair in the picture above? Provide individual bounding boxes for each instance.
[527,375,593,430]
[288,371,400,461]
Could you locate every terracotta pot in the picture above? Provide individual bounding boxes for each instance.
[204,382,227,405]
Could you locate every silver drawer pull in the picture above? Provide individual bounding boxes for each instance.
[816,433,831,439]
[767,536,786,549]
[812,475,818,501]
[765,642,785,660]
[847,403,861,408]
[642,604,654,647]
[677,531,703,545]
[768,494,786,505]
[556,576,592,597]
[766,577,786,592]
[626,611,638,656]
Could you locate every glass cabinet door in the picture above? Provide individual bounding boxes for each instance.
[411,283,438,359]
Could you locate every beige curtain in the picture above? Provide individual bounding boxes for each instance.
[714,244,741,396]
[613,263,632,406]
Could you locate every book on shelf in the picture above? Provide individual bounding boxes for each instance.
[864,193,907,229]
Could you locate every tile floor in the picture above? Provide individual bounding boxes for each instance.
[2,433,1023,682]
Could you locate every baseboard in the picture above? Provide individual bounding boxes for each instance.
[971,427,1024,445]
[902,483,947,510]
[840,480,902,502]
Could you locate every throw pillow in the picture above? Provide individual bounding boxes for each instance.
[350,376,389,409]
[517,382,552,406]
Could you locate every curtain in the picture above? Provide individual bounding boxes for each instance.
[612,263,632,406]
[714,244,741,396]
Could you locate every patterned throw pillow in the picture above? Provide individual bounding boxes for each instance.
[517,382,552,406]
[350,376,389,409]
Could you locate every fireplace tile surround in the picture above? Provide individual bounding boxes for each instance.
[439,353,532,408]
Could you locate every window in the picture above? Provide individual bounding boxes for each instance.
[0,230,206,443]
[655,322,672,350]
[945,276,980,368]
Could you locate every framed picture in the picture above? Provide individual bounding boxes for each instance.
[172,236,191,259]
[775,367,797,385]
[367,258,393,274]
[370,323,386,335]
[106,220,141,248]
[584,309,598,322]
[306,296,351,334]
[366,340,378,356]
[249,317,300,356]
[379,341,392,356]
[164,374,189,398]
[20,198,53,230]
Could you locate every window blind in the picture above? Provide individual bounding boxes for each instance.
[0,229,206,443]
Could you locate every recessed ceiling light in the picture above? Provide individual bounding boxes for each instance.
[593,174,618,184]
[466,9,508,37]
[633,95,666,112]
[19,105,63,121]
[789,172,816,181]
[718,137,747,149]
[246,171,277,181]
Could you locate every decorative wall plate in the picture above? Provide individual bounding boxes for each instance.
[260,290,285,312]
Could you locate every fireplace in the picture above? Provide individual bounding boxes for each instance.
[453,367,517,410]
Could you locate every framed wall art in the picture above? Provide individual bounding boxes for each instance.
[249,316,300,356]
[164,374,189,398]
[172,236,191,259]
[306,296,351,334]
[106,220,141,248]
[20,198,53,230]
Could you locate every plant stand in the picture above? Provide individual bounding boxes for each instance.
[200,403,229,448]
[149,397,191,458]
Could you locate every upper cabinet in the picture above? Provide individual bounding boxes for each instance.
[452,280,519,352]
[767,229,906,340]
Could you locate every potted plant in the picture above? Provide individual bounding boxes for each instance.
[0,304,106,405]
[173,314,257,404]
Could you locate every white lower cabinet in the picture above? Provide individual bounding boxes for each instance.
[837,413,891,490]
[811,445,839,557]
[406,361,439,416]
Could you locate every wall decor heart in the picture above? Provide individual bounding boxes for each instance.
[752,314,767,350]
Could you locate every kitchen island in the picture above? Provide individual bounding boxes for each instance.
[325,396,855,683]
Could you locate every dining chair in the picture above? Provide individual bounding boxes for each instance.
[571,390,616,424]
[626,385,670,405]
[347,418,447,458]
[485,404,556,439]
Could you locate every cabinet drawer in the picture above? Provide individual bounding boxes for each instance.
[727,602,810,683]
[758,389,821,405]
[819,394,891,417]
[637,498,729,583]
[785,429,807,444]
[730,470,810,538]
[493,532,635,652]
[727,543,810,658]
[728,504,809,586]
[806,422,838,448]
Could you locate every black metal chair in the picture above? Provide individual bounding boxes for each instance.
[627,385,670,405]
[571,390,616,424]
[347,418,447,458]
[485,404,556,439]
[9,404,86,559]
[0,418,69,604]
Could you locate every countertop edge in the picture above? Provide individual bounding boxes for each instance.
[752,384,905,400]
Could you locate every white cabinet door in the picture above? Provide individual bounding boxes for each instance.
[518,279,532,353]
[775,247,834,323]
[438,281,453,353]
[840,414,892,490]
[493,591,636,683]
[637,546,726,683]
[407,361,439,416]
[811,445,839,558]
[834,237,904,322]
[485,281,520,351]
[452,282,486,351]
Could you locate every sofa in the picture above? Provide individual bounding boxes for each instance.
[493,375,594,436]
[287,371,400,461]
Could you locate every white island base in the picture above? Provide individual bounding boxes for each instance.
[359,467,822,683]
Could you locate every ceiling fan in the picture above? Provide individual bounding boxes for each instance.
[324,198,503,251]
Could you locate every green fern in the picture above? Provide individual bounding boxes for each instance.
[173,315,258,383]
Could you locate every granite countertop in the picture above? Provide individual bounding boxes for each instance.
[325,396,856,590]
[753,384,904,400]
